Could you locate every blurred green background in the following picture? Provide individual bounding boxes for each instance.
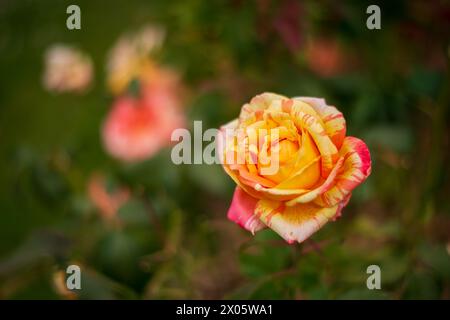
[0,0,449,299]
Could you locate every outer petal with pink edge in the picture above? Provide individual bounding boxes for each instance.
[255,199,339,244]
[227,187,266,234]
[318,136,371,207]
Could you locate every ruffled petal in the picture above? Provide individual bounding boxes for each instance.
[227,187,266,234]
[255,199,339,243]
[289,99,339,177]
[318,136,371,206]
[239,92,287,126]
[295,97,346,149]
[275,131,320,189]
[219,121,270,200]
[285,156,345,206]
[333,193,352,221]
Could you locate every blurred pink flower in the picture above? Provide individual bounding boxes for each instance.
[43,44,93,93]
[88,173,130,220]
[102,67,185,162]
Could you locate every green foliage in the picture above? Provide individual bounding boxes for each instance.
[0,0,449,299]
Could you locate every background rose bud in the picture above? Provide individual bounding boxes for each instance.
[220,93,371,244]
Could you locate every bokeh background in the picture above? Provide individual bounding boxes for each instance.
[1,0,449,299]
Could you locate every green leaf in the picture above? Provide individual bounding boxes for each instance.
[239,231,292,279]
[402,271,440,299]
[418,242,450,280]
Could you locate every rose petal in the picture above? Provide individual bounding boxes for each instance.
[251,155,319,201]
[296,97,346,149]
[289,99,339,177]
[275,130,320,189]
[255,198,338,243]
[285,156,344,206]
[239,92,287,125]
[227,187,266,234]
[332,193,352,221]
[318,136,371,206]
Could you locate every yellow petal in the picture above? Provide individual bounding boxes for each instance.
[275,130,320,189]
[239,92,287,126]
[288,100,338,177]
[295,97,346,149]
[255,199,339,243]
[285,156,344,206]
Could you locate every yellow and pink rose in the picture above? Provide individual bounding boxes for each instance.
[219,93,371,244]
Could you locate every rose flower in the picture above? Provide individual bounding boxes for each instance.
[101,71,185,163]
[219,93,371,244]
[43,44,93,93]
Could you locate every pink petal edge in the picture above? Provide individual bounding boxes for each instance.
[227,187,266,234]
